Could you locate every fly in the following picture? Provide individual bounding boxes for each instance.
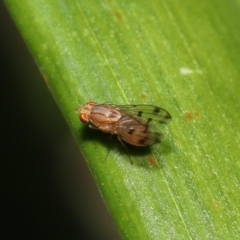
[78,101,172,161]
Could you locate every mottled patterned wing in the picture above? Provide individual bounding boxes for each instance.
[116,104,172,125]
[115,104,172,146]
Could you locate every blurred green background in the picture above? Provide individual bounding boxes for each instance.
[0,2,120,239]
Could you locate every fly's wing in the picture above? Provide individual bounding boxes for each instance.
[117,115,164,146]
[115,105,172,146]
[116,104,172,125]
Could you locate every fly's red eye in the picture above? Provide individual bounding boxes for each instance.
[80,113,88,123]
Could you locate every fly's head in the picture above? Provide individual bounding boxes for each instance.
[78,101,96,123]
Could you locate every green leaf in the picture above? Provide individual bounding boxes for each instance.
[5,0,240,239]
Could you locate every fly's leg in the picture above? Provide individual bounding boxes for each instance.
[104,135,133,164]
[117,135,133,164]
[104,134,113,160]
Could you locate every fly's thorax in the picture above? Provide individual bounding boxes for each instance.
[91,105,122,123]
[89,105,122,133]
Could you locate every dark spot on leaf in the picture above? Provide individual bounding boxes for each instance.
[184,111,200,121]
[114,11,122,22]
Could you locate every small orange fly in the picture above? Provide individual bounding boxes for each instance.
[77,102,172,148]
